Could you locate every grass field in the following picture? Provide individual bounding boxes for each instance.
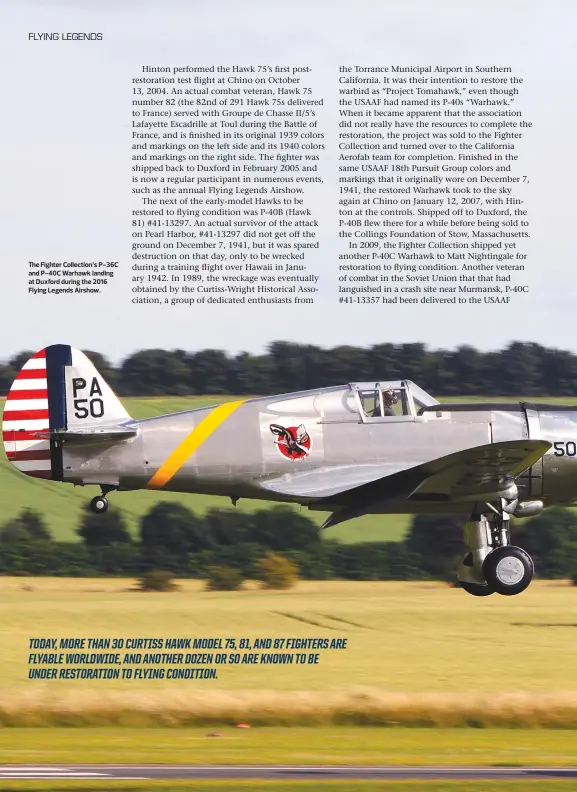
[2,730,576,792]
[3,578,577,781]
[2,729,577,791]
[3,726,577,765]
[2,392,576,544]
[4,578,577,729]
[12,576,576,695]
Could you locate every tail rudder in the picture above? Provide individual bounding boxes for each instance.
[3,348,52,478]
[2,345,131,480]
[63,347,129,430]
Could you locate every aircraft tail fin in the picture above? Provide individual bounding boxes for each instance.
[2,345,132,480]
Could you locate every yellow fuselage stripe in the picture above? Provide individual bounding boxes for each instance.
[146,400,246,489]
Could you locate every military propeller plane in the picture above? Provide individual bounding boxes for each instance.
[4,344,576,597]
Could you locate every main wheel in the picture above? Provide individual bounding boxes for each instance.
[460,580,495,597]
[457,553,494,596]
[483,546,533,596]
[90,496,109,514]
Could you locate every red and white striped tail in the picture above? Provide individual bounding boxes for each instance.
[2,349,52,479]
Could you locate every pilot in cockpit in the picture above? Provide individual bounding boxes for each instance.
[372,387,398,417]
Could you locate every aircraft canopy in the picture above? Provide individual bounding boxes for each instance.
[349,380,439,421]
[310,381,438,423]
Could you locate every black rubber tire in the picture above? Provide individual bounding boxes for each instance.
[458,554,494,595]
[483,545,533,596]
[90,496,109,514]
[459,580,495,597]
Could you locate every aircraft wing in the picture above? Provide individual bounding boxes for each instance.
[259,462,415,500]
[262,440,551,529]
[407,439,551,502]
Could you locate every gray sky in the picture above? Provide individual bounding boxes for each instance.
[2,0,575,363]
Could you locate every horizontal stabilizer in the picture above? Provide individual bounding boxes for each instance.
[32,427,138,444]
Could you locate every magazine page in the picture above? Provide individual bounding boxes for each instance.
[1,0,577,787]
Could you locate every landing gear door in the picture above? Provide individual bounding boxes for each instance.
[521,403,543,497]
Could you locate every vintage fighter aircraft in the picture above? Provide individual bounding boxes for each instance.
[4,344,576,597]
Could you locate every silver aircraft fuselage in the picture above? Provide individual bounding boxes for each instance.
[59,382,577,516]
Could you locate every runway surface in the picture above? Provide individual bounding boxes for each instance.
[1,765,577,780]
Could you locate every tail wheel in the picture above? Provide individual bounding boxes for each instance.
[483,546,534,596]
[90,496,109,514]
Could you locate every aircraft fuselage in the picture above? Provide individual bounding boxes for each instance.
[60,393,577,515]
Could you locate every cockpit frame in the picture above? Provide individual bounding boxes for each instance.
[349,380,439,423]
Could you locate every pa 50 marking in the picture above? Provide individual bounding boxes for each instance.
[72,377,105,419]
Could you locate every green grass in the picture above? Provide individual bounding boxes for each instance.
[1,731,577,792]
[3,725,577,765]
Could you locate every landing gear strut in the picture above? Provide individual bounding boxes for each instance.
[89,486,116,515]
[457,501,534,597]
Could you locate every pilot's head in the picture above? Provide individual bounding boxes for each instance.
[383,388,398,407]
